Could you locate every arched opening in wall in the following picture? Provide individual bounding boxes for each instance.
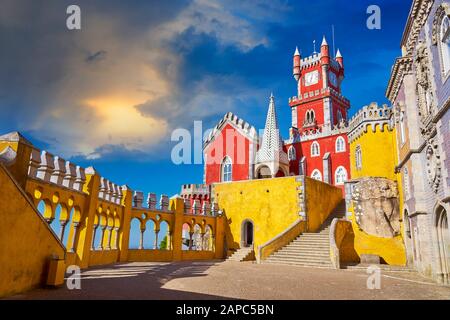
[335,166,348,185]
[181,223,192,250]
[37,199,53,223]
[256,165,271,179]
[221,156,233,182]
[158,221,170,250]
[435,205,450,283]
[49,204,64,240]
[204,225,214,251]
[128,218,141,249]
[94,214,106,250]
[241,220,254,248]
[62,207,75,248]
[192,224,203,251]
[144,219,156,250]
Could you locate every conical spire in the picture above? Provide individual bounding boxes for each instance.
[255,94,288,169]
[294,46,300,56]
[321,35,328,46]
[336,49,342,58]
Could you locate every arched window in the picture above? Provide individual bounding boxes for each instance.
[311,169,322,181]
[311,141,320,157]
[403,167,410,199]
[221,157,232,182]
[335,166,347,185]
[288,146,296,161]
[355,145,362,170]
[440,15,450,76]
[335,136,346,153]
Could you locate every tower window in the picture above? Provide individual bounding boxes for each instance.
[355,145,362,170]
[288,146,296,161]
[311,141,320,157]
[399,111,406,144]
[311,169,322,181]
[335,136,346,153]
[335,166,348,185]
[221,157,232,182]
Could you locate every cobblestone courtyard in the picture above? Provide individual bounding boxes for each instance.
[7,261,450,300]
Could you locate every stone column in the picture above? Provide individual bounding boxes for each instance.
[98,226,107,250]
[59,220,68,242]
[189,232,194,250]
[69,222,80,253]
[91,225,98,250]
[139,228,145,250]
[154,230,159,250]
[105,226,113,250]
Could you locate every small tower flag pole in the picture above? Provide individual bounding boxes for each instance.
[313,40,316,54]
[332,24,336,58]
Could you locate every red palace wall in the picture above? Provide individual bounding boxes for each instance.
[204,123,251,185]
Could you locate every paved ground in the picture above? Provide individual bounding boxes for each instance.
[8,261,450,300]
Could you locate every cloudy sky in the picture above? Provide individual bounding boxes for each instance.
[0,0,410,196]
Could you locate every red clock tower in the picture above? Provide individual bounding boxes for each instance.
[285,36,350,190]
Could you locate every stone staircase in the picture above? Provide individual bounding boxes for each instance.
[263,226,333,268]
[227,247,254,262]
[263,200,346,268]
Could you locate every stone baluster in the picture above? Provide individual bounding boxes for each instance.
[73,166,86,192]
[62,161,77,189]
[116,186,123,205]
[192,200,200,215]
[113,227,120,249]
[28,148,41,178]
[50,156,66,186]
[160,195,169,211]
[147,193,157,210]
[105,180,113,202]
[36,151,55,182]
[133,191,144,208]
[184,198,191,214]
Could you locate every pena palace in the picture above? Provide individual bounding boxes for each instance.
[181,36,351,206]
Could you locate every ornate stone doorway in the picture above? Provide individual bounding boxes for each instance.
[241,220,254,248]
[436,206,450,284]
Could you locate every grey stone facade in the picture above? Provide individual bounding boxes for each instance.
[386,0,450,284]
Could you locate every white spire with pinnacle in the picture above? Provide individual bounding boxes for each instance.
[321,35,328,46]
[336,49,342,58]
[255,94,289,177]
[294,46,300,56]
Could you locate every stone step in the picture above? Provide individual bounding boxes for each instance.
[276,248,330,257]
[267,255,332,264]
[286,243,330,248]
[264,259,333,268]
[291,240,330,245]
[272,254,330,261]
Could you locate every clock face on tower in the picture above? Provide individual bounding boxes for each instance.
[304,70,319,86]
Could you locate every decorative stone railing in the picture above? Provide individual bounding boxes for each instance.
[28,149,86,193]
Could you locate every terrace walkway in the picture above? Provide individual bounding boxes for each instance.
[8,261,450,300]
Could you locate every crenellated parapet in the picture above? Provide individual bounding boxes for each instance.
[289,87,350,107]
[348,102,394,143]
[203,112,258,150]
[98,175,123,205]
